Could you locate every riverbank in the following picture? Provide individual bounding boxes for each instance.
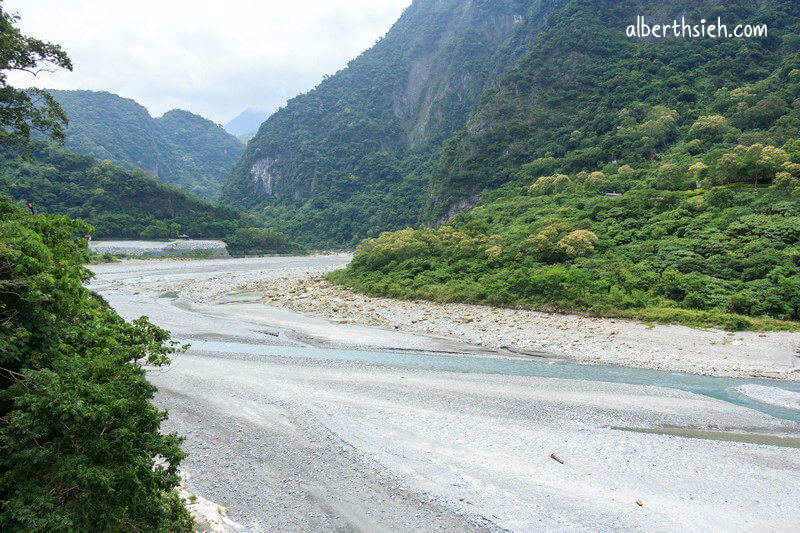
[87,256,800,530]
[90,255,800,380]
[250,274,800,380]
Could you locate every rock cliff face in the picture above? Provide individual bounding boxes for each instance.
[222,0,563,246]
[226,0,785,246]
[249,157,281,195]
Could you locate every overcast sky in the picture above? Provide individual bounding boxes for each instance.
[5,0,411,124]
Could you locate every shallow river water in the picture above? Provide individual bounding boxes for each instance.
[186,340,800,424]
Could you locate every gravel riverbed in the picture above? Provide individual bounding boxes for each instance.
[250,268,800,381]
[87,256,800,531]
[97,253,800,379]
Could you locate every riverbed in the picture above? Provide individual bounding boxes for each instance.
[88,255,800,531]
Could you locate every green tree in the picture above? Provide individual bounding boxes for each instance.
[0,6,192,530]
[0,1,72,144]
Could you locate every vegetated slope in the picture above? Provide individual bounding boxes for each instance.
[156,109,245,198]
[223,0,568,247]
[45,90,243,200]
[0,140,244,239]
[331,0,800,330]
[424,0,799,220]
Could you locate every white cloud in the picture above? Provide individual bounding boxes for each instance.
[4,0,411,123]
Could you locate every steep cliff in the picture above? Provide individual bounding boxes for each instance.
[223,0,564,246]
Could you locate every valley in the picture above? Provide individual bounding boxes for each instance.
[5,0,800,529]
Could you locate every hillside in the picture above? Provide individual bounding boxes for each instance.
[424,0,800,221]
[44,90,244,200]
[331,0,800,330]
[0,140,244,239]
[222,0,567,247]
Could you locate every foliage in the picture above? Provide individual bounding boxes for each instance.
[0,139,245,239]
[43,90,243,200]
[0,196,192,530]
[0,1,71,144]
[332,1,800,330]
[223,227,307,256]
[0,138,305,253]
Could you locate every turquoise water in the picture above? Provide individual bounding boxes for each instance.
[185,340,800,424]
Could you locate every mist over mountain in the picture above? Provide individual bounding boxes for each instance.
[224,107,272,143]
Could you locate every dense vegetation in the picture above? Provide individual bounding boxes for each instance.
[424,0,800,220]
[0,137,306,253]
[223,0,557,247]
[331,0,800,330]
[0,196,193,530]
[0,139,244,239]
[224,227,306,256]
[45,90,243,200]
[0,4,192,528]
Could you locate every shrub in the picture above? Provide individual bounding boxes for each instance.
[223,227,306,256]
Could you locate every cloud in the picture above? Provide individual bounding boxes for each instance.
[5,0,411,123]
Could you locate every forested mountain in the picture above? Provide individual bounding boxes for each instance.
[332,0,800,329]
[224,107,271,143]
[44,90,244,200]
[222,0,566,246]
[424,0,800,221]
[0,140,244,238]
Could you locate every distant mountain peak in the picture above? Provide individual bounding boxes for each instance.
[224,107,272,138]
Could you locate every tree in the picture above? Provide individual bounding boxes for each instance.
[688,115,734,142]
[0,5,192,530]
[0,1,72,144]
[557,230,599,257]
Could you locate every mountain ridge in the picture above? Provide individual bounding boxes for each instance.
[222,0,557,246]
[44,89,243,200]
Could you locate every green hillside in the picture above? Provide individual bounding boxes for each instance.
[45,90,243,200]
[222,0,566,247]
[331,0,800,330]
[0,139,244,239]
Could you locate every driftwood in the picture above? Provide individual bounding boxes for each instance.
[550,453,565,464]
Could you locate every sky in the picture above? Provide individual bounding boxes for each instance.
[5,0,411,125]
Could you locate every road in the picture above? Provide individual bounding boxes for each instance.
[88,256,800,532]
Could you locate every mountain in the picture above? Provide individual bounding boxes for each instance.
[0,139,244,239]
[333,0,800,330]
[222,0,566,247]
[423,0,800,221]
[44,90,244,200]
[328,0,800,330]
[224,107,272,142]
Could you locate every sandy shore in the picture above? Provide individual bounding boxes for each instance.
[251,272,800,380]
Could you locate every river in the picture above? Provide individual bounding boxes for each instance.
[88,255,800,531]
